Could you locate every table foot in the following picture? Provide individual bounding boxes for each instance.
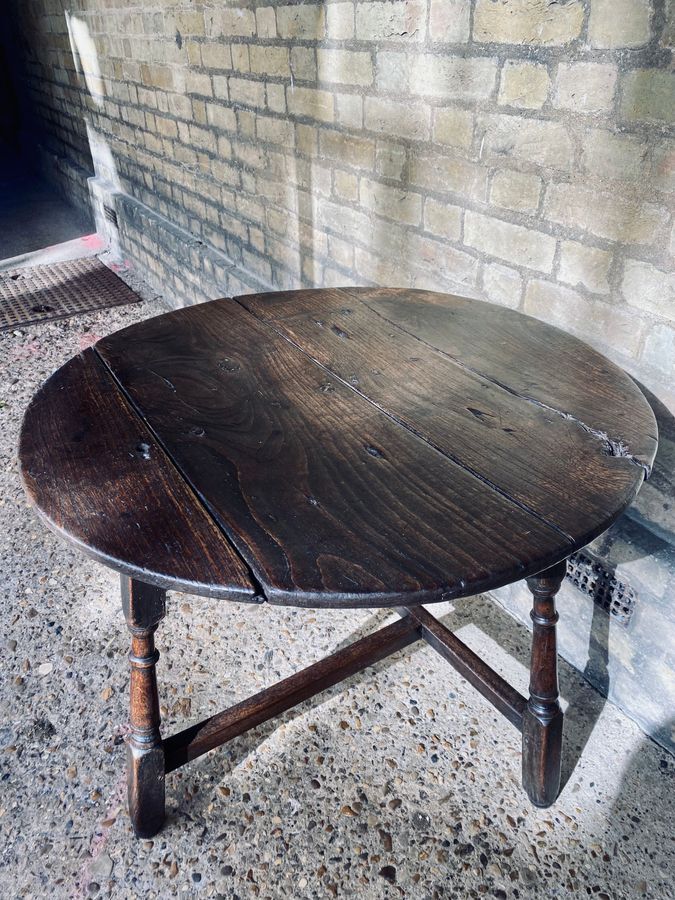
[522,561,566,807]
[122,576,166,838]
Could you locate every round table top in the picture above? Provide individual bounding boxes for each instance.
[19,288,657,608]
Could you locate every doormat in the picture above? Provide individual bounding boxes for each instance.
[0,257,141,332]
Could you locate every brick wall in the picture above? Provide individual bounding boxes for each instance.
[8,0,675,750]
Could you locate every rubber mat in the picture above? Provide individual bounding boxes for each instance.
[0,257,140,331]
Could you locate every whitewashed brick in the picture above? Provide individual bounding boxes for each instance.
[424,197,462,240]
[559,241,612,294]
[491,170,542,213]
[412,55,498,101]
[498,61,550,109]
[231,45,250,73]
[277,4,326,39]
[524,280,645,358]
[287,86,335,123]
[333,170,359,202]
[465,211,556,272]
[201,43,232,71]
[642,323,675,379]
[206,103,236,132]
[318,49,373,86]
[482,262,522,308]
[582,129,651,182]
[320,129,375,168]
[428,0,471,43]
[375,142,407,180]
[622,260,675,321]
[361,178,422,225]
[229,77,266,108]
[474,0,584,45]
[336,93,363,129]
[355,0,426,42]
[186,71,212,97]
[327,3,354,39]
[364,96,430,140]
[433,106,474,150]
[291,47,317,82]
[410,153,488,202]
[588,0,652,49]
[207,7,255,38]
[554,62,618,114]
[409,235,479,286]
[545,183,670,245]
[653,140,675,193]
[267,82,286,114]
[376,51,411,93]
[249,45,290,78]
[482,114,575,172]
[620,70,675,124]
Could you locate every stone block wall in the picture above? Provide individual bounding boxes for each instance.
[7,0,675,750]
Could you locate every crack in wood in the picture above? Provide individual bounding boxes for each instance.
[236,298,575,545]
[356,296,652,480]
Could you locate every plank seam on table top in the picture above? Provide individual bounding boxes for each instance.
[92,346,269,603]
[351,291,652,479]
[233,295,576,546]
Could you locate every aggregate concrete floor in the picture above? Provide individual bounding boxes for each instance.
[1,286,674,900]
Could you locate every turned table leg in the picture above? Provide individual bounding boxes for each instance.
[522,560,567,807]
[121,576,166,838]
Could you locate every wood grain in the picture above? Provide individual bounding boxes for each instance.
[239,288,652,543]
[19,349,255,600]
[21,288,657,608]
[95,299,577,606]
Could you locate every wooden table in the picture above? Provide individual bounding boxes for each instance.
[19,288,657,838]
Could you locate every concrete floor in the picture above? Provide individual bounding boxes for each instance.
[0,287,673,898]
[0,144,96,269]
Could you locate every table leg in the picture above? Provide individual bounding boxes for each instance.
[522,560,566,807]
[121,576,166,838]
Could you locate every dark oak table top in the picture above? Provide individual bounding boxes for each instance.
[19,288,657,608]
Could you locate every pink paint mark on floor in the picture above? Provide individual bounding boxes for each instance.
[78,333,103,351]
[81,234,106,249]
[10,341,41,362]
